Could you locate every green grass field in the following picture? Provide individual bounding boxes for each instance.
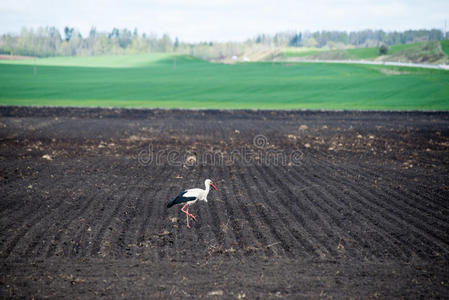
[1,54,448,110]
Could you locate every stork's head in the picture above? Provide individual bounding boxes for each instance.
[205,179,218,191]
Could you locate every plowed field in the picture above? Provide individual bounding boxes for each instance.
[1,107,449,298]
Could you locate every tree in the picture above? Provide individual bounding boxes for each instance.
[379,44,389,55]
[118,28,132,48]
[159,34,173,52]
[108,28,119,39]
[64,27,74,41]
[47,26,62,53]
[89,27,96,38]
[289,33,302,47]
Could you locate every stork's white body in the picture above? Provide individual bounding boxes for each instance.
[182,186,210,204]
[167,179,218,228]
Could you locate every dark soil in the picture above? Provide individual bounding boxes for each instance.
[1,107,449,298]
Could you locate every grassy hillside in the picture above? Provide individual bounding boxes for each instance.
[282,48,323,58]
[282,41,448,63]
[345,47,379,59]
[1,54,449,110]
[388,43,423,55]
[385,42,446,63]
[441,40,449,57]
[0,53,178,68]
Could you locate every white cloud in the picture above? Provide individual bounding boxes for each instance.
[0,0,448,41]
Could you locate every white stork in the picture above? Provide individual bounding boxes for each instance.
[167,179,218,228]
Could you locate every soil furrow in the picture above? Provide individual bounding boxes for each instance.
[277,166,364,259]
[316,158,449,255]
[135,166,170,244]
[290,165,407,260]
[89,182,131,257]
[235,164,292,257]
[52,160,130,258]
[294,159,414,260]
[214,164,254,257]
[112,168,166,258]
[356,163,449,204]
[202,166,238,256]
[1,169,90,259]
[253,165,334,258]
[135,166,172,260]
[35,187,103,258]
[0,164,74,234]
[312,158,447,258]
[63,180,121,258]
[157,170,184,261]
[352,164,449,227]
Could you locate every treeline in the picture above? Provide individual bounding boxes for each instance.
[0,26,248,60]
[253,29,446,48]
[0,26,446,58]
[0,27,182,57]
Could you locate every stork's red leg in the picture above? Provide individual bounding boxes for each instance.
[181,204,197,222]
[181,203,188,213]
[181,204,191,228]
[186,206,197,222]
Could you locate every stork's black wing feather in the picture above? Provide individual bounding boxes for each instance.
[167,191,197,208]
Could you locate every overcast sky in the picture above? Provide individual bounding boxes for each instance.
[1,0,448,42]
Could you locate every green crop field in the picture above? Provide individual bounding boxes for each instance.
[1,54,448,110]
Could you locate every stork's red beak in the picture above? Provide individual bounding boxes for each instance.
[210,183,218,191]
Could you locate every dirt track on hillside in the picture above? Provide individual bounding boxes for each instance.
[1,107,449,298]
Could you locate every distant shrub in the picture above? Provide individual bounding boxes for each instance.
[379,45,389,55]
